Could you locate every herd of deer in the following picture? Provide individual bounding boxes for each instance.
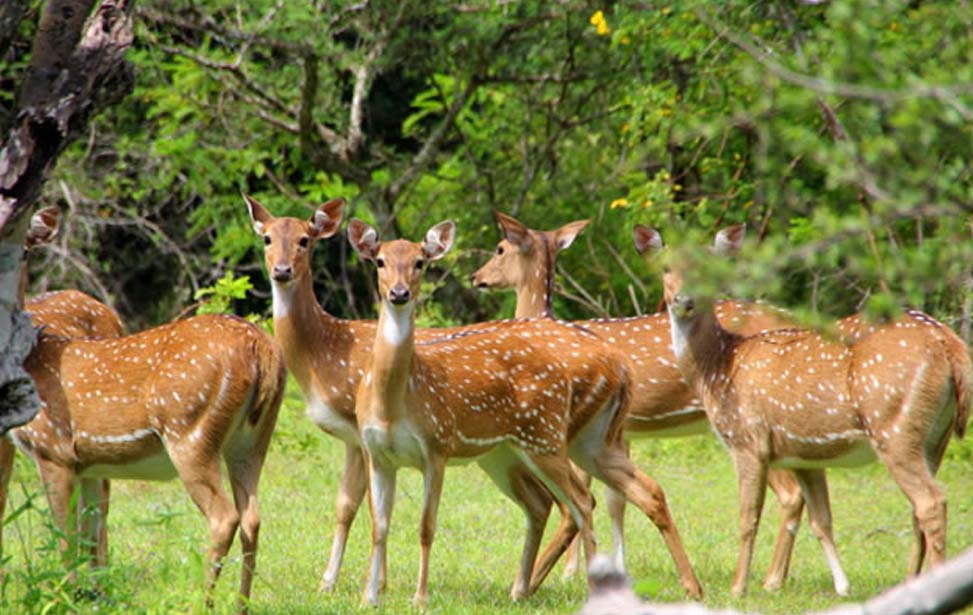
[1,197,968,613]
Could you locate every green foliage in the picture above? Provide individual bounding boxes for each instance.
[23,0,970,332]
[194,271,254,316]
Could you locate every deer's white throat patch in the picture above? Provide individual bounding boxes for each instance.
[667,307,692,361]
[382,303,413,347]
[272,282,295,319]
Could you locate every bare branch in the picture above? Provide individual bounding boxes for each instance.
[695,8,973,119]
[386,75,481,204]
[347,3,407,158]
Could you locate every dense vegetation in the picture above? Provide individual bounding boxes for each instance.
[2,1,972,613]
[6,0,969,331]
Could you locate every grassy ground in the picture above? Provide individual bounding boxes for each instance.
[2,378,971,614]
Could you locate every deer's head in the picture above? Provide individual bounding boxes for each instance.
[471,211,588,290]
[348,219,455,309]
[634,223,746,321]
[245,194,345,286]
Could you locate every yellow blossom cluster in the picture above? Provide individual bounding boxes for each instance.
[590,10,610,36]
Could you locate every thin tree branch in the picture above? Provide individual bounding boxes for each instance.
[696,8,973,120]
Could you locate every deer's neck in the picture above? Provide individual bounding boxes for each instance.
[515,238,555,319]
[668,306,736,391]
[367,302,416,423]
[271,275,345,392]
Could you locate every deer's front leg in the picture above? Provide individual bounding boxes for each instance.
[763,469,804,591]
[363,457,396,606]
[320,443,368,592]
[730,451,768,597]
[414,455,445,607]
[0,437,15,581]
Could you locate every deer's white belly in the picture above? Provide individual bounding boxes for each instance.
[362,420,426,469]
[306,394,359,445]
[774,440,877,469]
[81,451,178,481]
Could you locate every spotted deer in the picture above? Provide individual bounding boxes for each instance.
[1,207,125,578]
[472,211,807,588]
[11,243,285,614]
[659,223,971,596]
[348,218,701,605]
[246,196,701,601]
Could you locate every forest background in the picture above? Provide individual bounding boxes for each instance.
[2,1,973,614]
[6,0,972,333]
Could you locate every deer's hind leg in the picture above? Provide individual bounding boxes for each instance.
[528,465,591,593]
[516,450,596,591]
[320,444,368,592]
[576,441,703,599]
[793,469,849,596]
[171,447,240,609]
[763,469,804,591]
[478,446,554,600]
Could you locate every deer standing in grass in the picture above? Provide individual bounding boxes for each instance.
[348,218,701,605]
[472,211,808,589]
[246,196,701,601]
[9,207,286,612]
[0,207,124,577]
[249,196,565,598]
[658,224,970,596]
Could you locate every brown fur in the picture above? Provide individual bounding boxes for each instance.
[472,212,808,587]
[12,314,285,614]
[350,219,702,604]
[664,264,967,596]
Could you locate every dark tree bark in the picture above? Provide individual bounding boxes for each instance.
[0,0,135,434]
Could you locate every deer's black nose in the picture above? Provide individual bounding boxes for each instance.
[389,286,410,305]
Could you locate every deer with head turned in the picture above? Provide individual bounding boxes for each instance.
[247,196,702,601]
[472,211,808,589]
[1,207,125,579]
[9,206,286,613]
[657,223,970,596]
[348,217,703,605]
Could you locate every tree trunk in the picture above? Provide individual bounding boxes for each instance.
[0,0,135,434]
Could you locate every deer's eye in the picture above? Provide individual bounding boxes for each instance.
[263,235,271,245]
[376,258,385,268]
[415,259,424,270]
[298,236,309,248]
[496,246,504,255]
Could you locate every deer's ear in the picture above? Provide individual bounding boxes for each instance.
[423,220,456,261]
[348,219,381,261]
[554,219,589,252]
[26,207,61,249]
[243,193,274,235]
[309,198,345,238]
[494,211,532,251]
[712,223,746,257]
[632,225,664,256]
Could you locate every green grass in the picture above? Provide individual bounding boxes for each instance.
[2,378,971,614]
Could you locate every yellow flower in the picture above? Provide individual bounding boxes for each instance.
[641,199,654,209]
[610,197,630,209]
[661,6,671,15]
[590,10,610,35]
